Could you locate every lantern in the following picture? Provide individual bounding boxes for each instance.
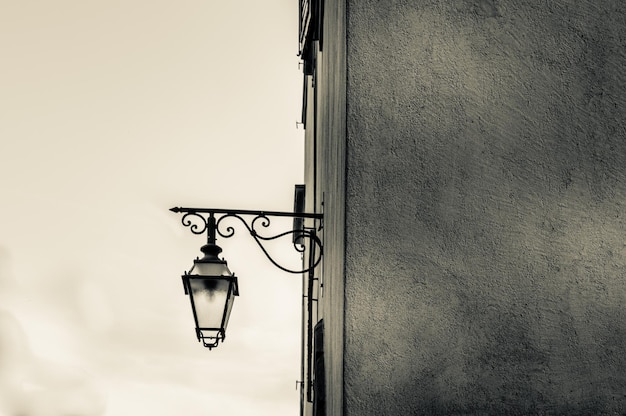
[182,243,239,349]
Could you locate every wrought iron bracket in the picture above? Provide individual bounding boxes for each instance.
[170,207,323,274]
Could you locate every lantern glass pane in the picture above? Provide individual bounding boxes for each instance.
[189,278,230,329]
[223,290,235,329]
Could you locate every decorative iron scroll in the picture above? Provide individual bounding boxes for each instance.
[170,207,323,274]
[197,329,223,350]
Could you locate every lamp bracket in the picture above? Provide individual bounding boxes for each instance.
[170,207,323,274]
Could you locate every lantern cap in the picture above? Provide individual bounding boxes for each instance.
[186,243,232,277]
[196,243,225,264]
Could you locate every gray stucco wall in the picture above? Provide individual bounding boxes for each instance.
[343,1,626,414]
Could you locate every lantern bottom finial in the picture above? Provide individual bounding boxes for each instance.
[197,328,225,349]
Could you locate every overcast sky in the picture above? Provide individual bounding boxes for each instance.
[0,1,304,415]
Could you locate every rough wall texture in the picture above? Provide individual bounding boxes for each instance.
[343,0,626,414]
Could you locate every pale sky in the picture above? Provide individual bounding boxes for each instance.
[0,1,304,415]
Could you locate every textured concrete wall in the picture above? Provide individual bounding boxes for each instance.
[343,1,626,414]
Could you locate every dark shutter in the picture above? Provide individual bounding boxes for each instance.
[313,319,326,416]
[293,185,305,245]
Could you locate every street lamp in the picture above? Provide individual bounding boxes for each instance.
[171,206,322,349]
[181,213,239,349]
